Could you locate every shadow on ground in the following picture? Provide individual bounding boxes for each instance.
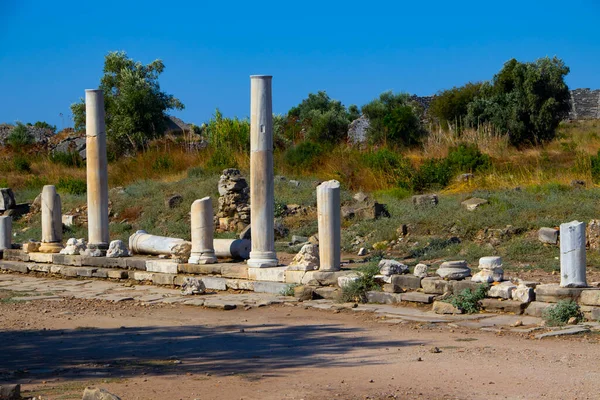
[0,323,422,383]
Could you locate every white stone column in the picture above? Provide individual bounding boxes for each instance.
[317,180,341,271]
[560,220,587,288]
[86,89,110,255]
[189,197,217,264]
[0,216,11,251]
[129,230,191,258]
[247,75,278,268]
[39,185,63,253]
[214,239,251,260]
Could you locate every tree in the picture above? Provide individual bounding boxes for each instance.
[465,57,571,146]
[361,91,425,146]
[7,122,33,148]
[71,51,184,155]
[428,82,483,131]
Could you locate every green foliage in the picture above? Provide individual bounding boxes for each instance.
[187,166,205,178]
[280,284,298,297]
[7,122,34,148]
[30,121,56,133]
[71,51,184,155]
[446,285,488,314]
[274,200,288,218]
[590,150,600,184]
[57,177,87,195]
[362,91,425,146]
[411,158,452,192]
[446,143,491,173]
[12,156,31,172]
[206,109,250,153]
[340,263,381,303]
[429,82,483,130]
[151,154,174,171]
[362,148,414,188]
[466,57,571,146]
[49,151,85,168]
[284,141,324,170]
[287,91,354,144]
[542,300,583,326]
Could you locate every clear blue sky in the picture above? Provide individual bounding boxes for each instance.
[1,0,599,130]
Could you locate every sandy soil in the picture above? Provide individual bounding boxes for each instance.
[1,295,599,400]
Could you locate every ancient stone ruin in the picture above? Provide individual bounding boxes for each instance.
[215,168,250,232]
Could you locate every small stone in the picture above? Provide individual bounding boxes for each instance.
[60,238,87,255]
[106,240,130,258]
[166,194,183,209]
[412,194,438,208]
[538,227,559,245]
[567,317,578,325]
[429,347,441,354]
[289,244,319,270]
[461,197,488,211]
[432,301,462,314]
[357,247,367,256]
[488,281,516,299]
[413,263,428,278]
[378,259,409,276]
[82,387,122,400]
[511,320,523,327]
[181,277,205,295]
[512,285,535,303]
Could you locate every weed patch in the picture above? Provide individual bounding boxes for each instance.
[340,263,381,303]
[542,300,584,326]
[445,284,488,314]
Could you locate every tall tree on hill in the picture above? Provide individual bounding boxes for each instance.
[71,51,184,156]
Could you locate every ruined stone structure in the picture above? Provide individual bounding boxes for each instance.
[215,169,250,232]
[568,88,600,120]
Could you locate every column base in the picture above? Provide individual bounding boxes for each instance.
[188,252,218,265]
[247,251,279,268]
[39,242,63,253]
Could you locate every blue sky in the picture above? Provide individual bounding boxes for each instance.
[1,0,599,129]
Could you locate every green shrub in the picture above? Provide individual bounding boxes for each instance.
[206,109,250,153]
[591,150,600,183]
[280,284,297,297]
[362,148,414,187]
[57,177,87,195]
[49,151,85,168]
[274,200,287,218]
[411,158,453,192]
[429,82,483,130]
[284,141,324,170]
[206,151,237,171]
[151,154,174,171]
[13,156,31,172]
[446,143,491,173]
[542,300,584,326]
[7,122,33,148]
[24,176,48,190]
[445,284,488,314]
[340,263,381,303]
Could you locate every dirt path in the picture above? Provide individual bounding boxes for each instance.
[1,279,599,400]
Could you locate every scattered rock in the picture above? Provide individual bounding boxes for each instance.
[293,285,314,301]
[181,277,205,295]
[215,169,250,232]
[436,260,471,280]
[412,194,438,208]
[165,194,183,209]
[347,115,370,146]
[106,240,130,258]
[0,188,16,211]
[413,263,429,278]
[60,238,87,255]
[82,387,122,400]
[357,247,367,256]
[567,317,578,325]
[570,179,586,188]
[22,240,41,253]
[430,346,441,354]
[289,244,319,271]
[512,285,535,303]
[0,384,20,400]
[539,227,559,245]
[587,220,600,250]
[289,180,300,187]
[488,281,516,300]
[432,300,462,314]
[378,259,409,276]
[290,235,309,245]
[461,197,488,211]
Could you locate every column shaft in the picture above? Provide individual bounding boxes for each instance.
[560,220,587,287]
[0,216,11,251]
[317,180,341,271]
[189,197,217,264]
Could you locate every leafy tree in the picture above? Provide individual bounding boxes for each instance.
[361,91,425,146]
[71,51,184,155]
[287,91,356,143]
[7,122,34,148]
[429,82,483,130]
[29,121,57,133]
[466,57,571,146]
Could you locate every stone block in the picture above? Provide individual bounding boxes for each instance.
[0,261,28,273]
[579,289,600,306]
[390,275,422,291]
[480,299,527,314]
[366,291,401,304]
[29,253,54,263]
[535,284,585,303]
[2,249,29,262]
[0,383,20,400]
[400,292,434,304]
[145,260,179,274]
[50,265,63,274]
[28,264,50,273]
[77,267,97,277]
[314,286,342,300]
[580,306,600,321]
[132,271,154,281]
[22,242,41,254]
[512,285,535,303]
[81,256,127,268]
[52,254,83,266]
[226,279,255,291]
[432,300,462,314]
[338,274,360,289]
[221,264,249,279]
[125,257,148,271]
[178,263,222,275]
[248,266,287,282]
[461,197,488,211]
[253,281,289,294]
[488,282,516,299]
[92,269,109,278]
[152,273,177,285]
[451,280,488,294]
[312,271,353,286]
[60,267,79,277]
[301,271,318,286]
[82,387,121,400]
[412,194,438,208]
[523,301,553,317]
[421,278,451,294]
[285,270,306,284]
[538,227,559,244]
[201,277,227,291]
[107,270,128,279]
[294,285,314,301]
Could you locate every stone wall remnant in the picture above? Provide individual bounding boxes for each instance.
[215,169,250,232]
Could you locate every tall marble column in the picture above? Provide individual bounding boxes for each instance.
[86,89,110,255]
[317,180,341,271]
[39,185,63,253]
[0,216,11,251]
[247,75,278,268]
[560,220,587,287]
[189,197,217,264]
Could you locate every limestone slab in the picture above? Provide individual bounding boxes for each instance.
[313,287,341,300]
[76,267,97,277]
[202,277,227,291]
[226,279,255,291]
[524,301,554,317]
[285,270,306,284]
[178,263,222,275]
[535,284,585,303]
[52,254,83,266]
[400,292,434,304]
[28,264,50,273]
[125,257,148,271]
[480,299,527,314]
[366,291,401,304]
[253,281,289,294]
[221,264,249,279]
[248,266,287,282]
[0,261,28,273]
[152,273,177,285]
[579,289,600,306]
[132,271,154,281]
[2,249,29,262]
[421,278,451,294]
[390,275,422,291]
[145,260,179,274]
[107,270,128,279]
[536,326,590,339]
[452,280,488,294]
[29,253,54,263]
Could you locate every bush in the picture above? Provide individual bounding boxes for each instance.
[284,141,324,170]
[411,158,453,192]
[206,109,250,153]
[362,148,414,188]
[151,154,174,171]
[49,151,85,168]
[429,82,483,130]
[13,156,31,172]
[7,122,33,148]
[274,200,287,218]
[445,284,488,314]
[591,150,600,183]
[542,300,584,326]
[340,263,381,303]
[57,177,87,195]
[446,143,491,173]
